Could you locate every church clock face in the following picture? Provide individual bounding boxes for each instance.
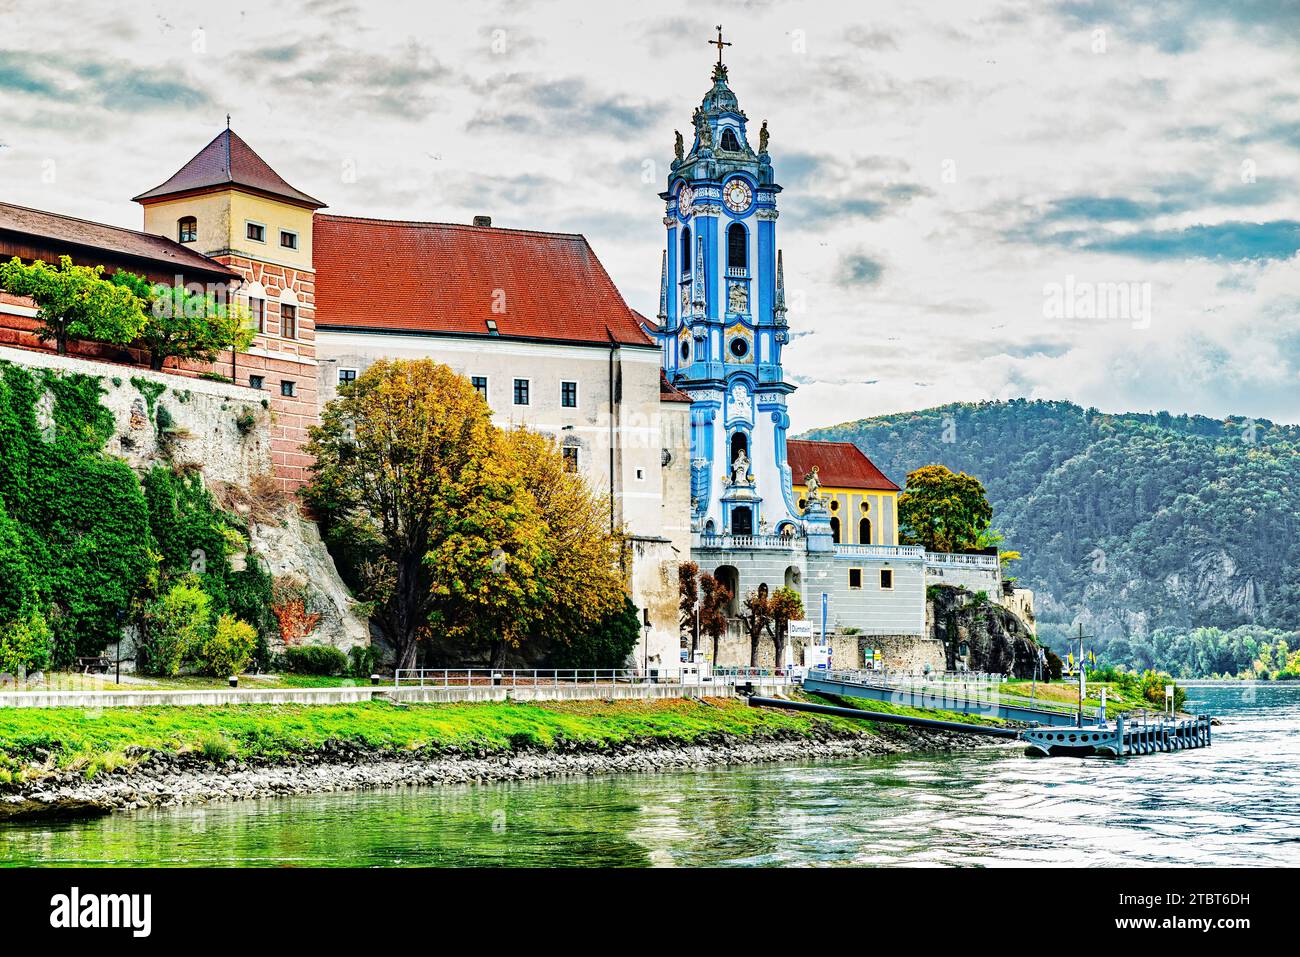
[724,179,753,213]
[678,184,695,219]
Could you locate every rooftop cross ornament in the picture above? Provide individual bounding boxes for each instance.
[709,24,732,66]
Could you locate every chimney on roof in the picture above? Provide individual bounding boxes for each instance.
[472,215,492,227]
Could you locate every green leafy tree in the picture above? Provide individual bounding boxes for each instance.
[897,464,993,554]
[109,271,254,371]
[549,598,641,670]
[0,256,146,354]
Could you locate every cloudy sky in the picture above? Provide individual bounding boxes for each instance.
[2,0,1297,430]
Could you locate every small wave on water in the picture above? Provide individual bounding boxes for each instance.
[2,684,1297,867]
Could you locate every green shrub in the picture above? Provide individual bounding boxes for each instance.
[190,613,256,677]
[348,644,382,677]
[139,579,212,676]
[1139,669,1186,712]
[549,597,641,670]
[283,645,348,676]
[0,610,53,676]
[196,733,234,762]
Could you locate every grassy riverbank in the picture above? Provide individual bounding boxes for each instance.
[0,694,997,785]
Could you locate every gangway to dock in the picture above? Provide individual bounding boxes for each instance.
[769,669,1213,759]
[801,669,1095,727]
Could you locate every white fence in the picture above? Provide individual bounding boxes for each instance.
[392,667,795,689]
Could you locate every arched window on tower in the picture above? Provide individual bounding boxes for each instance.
[720,128,740,151]
[730,431,748,469]
[727,223,747,274]
[859,517,872,545]
[830,517,841,544]
[681,227,691,275]
[177,216,197,243]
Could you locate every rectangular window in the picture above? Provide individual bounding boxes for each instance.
[249,375,264,390]
[246,221,266,243]
[249,297,265,333]
[338,369,357,386]
[178,217,197,243]
[562,447,579,473]
[561,380,578,408]
[281,304,296,339]
[280,380,296,397]
[471,376,488,401]
[880,569,894,590]
[513,378,530,406]
[849,568,863,590]
[280,229,298,250]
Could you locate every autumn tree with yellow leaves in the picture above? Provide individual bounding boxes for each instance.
[306,359,628,670]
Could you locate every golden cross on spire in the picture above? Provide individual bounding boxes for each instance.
[709,24,731,66]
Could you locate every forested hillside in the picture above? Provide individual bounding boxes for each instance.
[803,399,1300,675]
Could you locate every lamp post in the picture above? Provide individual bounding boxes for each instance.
[693,598,701,660]
[642,607,652,679]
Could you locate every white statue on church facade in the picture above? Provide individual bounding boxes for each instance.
[732,448,750,485]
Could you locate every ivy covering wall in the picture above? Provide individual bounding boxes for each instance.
[0,360,273,668]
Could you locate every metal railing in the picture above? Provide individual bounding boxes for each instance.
[698,533,799,550]
[833,544,925,559]
[924,551,1000,569]
[392,668,796,689]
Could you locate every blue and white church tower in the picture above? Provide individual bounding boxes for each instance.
[653,37,805,542]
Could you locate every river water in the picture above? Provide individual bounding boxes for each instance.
[2,684,1297,867]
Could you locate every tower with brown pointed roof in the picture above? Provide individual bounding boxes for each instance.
[135,127,327,491]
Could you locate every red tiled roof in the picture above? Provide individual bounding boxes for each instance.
[659,370,693,403]
[787,439,899,491]
[0,201,238,279]
[312,214,654,347]
[132,129,325,209]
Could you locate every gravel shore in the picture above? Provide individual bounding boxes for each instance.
[1,724,1001,821]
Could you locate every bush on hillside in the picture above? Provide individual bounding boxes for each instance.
[190,613,257,677]
[139,578,212,676]
[0,611,53,676]
[283,645,348,676]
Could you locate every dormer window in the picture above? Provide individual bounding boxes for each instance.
[720,128,741,151]
[177,216,197,243]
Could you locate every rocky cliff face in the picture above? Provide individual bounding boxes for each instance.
[927,585,1039,678]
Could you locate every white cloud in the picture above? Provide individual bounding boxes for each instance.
[1,0,1297,429]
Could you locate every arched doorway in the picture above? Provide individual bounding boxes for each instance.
[714,565,740,617]
[784,565,801,589]
[859,517,872,545]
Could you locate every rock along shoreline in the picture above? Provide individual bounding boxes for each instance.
[1,724,1002,822]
